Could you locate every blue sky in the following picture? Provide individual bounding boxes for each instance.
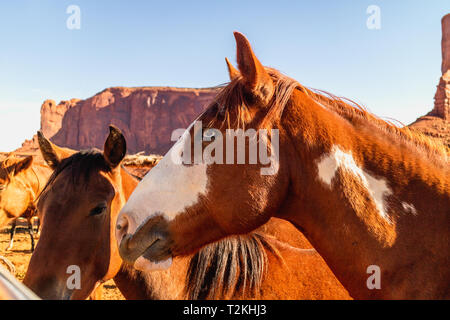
[0,1,449,151]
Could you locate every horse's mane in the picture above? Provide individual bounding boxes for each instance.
[185,232,280,299]
[207,67,448,163]
[303,88,449,163]
[120,232,281,300]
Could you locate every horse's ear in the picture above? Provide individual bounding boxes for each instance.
[12,156,33,175]
[37,131,74,170]
[104,125,126,169]
[225,57,240,81]
[234,31,274,103]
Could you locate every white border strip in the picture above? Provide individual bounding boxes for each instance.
[0,264,40,300]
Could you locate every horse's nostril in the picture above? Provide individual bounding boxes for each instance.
[116,216,129,242]
[116,220,125,230]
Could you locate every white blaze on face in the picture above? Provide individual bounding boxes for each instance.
[118,121,209,271]
[317,146,393,222]
[121,122,209,230]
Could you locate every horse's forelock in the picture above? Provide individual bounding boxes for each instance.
[36,150,111,207]
[205,68,300,130]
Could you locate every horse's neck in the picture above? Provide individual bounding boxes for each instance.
[279,92,449,299]
[259,236,351,300]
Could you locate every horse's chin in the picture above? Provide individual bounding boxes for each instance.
[134,256,173,272]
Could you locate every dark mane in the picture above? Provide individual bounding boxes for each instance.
[37,149,111,206]
[185,233,280,299]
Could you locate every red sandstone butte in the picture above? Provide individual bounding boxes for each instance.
[37,87,218,155]
[409,14,450,147]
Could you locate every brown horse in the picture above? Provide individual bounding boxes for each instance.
[24,127,349,299]
[116,32,450,299]
[0,156,52,251]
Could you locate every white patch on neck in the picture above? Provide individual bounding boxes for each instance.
[317,146,393,222]
[120,120,209,233]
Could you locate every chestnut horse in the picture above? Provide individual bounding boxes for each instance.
[116,32,449,299]
[0,156,52,251]
[24,127,349,299]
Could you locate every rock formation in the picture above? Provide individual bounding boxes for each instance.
[441,14,450,77]
[431,71,450,120]
[432,13,450,120]
[14,86,218,175]
[40,99,81,139]
[36,87,218,155]
[409,14,450,147]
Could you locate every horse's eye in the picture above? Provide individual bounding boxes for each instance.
[89,205,107,216]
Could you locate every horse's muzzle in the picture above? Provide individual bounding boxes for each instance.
[117,214,173,265]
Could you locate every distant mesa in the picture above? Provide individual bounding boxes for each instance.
[14,87,218,177]
[17,87,218,157]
